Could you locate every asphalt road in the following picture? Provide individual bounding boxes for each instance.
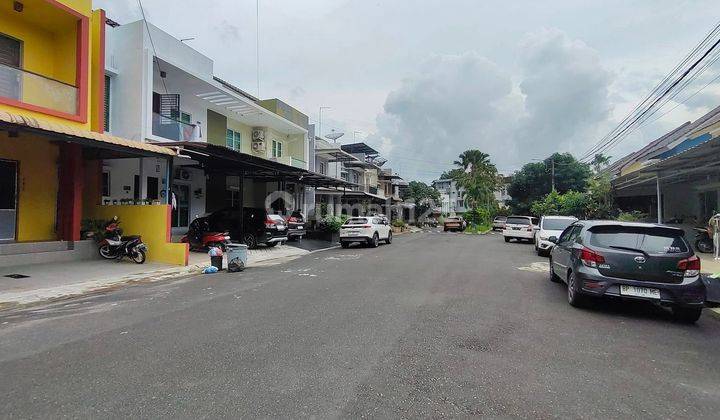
[1,231,719,418]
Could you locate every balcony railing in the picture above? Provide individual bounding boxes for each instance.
[152,113,197,141]
[291,158,306,169]
[0,63,78,115]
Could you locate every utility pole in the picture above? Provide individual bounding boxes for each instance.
[551,157,555,192]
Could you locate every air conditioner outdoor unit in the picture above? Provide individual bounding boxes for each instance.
[252,141,266,153]
[174,168,191,181]
[252,128,265,141]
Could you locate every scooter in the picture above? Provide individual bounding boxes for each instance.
[181,218,231,251]
[694,226,714,254]
[98,217,148,263]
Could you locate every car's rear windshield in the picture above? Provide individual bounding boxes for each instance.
[345,218,369,225]
[588,226,688,254]
[494,216,506,221]
[446,217,460,221]
[268,215,285,222]
[542,218,575,231]
[506,217,530,225]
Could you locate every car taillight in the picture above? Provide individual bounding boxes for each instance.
[579,247,605,268]
[678,255,700,277]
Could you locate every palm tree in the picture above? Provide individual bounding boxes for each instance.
[591,153,611,173]
[452,149,498,210]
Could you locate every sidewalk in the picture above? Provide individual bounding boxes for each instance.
[0,241,336,309]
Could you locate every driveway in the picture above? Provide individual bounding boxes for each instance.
[0,232,719,418]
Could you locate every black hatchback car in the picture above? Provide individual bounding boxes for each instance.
[201,207,288,249]
[549,221,705,323]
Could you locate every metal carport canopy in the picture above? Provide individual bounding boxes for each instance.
[612,134,720,191]
[157,141,355,188]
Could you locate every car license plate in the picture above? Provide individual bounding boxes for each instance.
[620,285,660,299]
[277,225,286,231]
[348,232,359,236]
[512,227,520,230]
[297,226,303,229]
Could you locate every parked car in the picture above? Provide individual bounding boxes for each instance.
[492,216,507,231]
[535,215,578,256]
[503,216,539,242]
[443,216,466,232]
[284,210,306,241]
[548,221,705,323]
[199,207,288,249]
[339,216,392,248]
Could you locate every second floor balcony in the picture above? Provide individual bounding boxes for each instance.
[0,63,78,116]
[151,113,198,141]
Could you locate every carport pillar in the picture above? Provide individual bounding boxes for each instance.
[656,176,662,224]
[57,143,83,241]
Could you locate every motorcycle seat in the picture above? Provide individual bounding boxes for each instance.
[122,235,140,241]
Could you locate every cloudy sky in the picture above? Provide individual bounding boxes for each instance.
[96,0,720,181]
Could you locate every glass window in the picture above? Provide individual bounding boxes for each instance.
[226,129,241,150]
[542,218,575,231]
[345,218,370,225]
[589,227,688,254]
[272,140,283,158]
[103,75,111,132]
[506,217,530,225]
[180,111,191,124]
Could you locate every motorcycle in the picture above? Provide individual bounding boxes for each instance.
[181,217,231,251]
[694,226,714,254]
[98,217,148,264]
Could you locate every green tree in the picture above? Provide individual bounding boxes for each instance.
[450,149,499,210]
[591,153,612,173]
[401,180,440,218]
[508,153,591,214]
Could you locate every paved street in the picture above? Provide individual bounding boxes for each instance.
[1,231,719,418]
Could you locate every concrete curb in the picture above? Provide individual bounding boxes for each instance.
[707,308,720,320]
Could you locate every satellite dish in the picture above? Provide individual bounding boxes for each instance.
[372,157,387,166]
[325,131,344,142]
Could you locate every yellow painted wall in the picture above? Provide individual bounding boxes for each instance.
[0,133,59,241]
[0,0,97,129]
[87,205,189,266]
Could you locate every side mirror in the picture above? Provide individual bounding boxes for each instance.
[548,236,558,244]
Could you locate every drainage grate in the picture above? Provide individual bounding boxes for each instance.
[4,274,30,279]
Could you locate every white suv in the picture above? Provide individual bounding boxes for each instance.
[340,216,392,248]
[535,215,577,256]
[502,216,539,243]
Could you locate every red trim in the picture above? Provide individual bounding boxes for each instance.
[0,97,85,122]
[95,9,106,133]
[166,204,172,242]
[75,17,89,123]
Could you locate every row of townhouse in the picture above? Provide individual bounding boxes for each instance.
[432,175,511,215]
[0,0,405,267]
[313,138,407,219]
[609,105,720,231]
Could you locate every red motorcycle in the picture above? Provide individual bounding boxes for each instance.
[181,217,231,251]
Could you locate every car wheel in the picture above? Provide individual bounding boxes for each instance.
[504,237,510,243]
[241,233,258,249]
[548,258,561,283]
[386,231,393,244]
[567,271,586,307]
[369,233,379,248]
[672,307,702,323]
[341,242,350,249]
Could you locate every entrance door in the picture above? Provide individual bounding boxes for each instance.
[0,159,18,242]
[172,184,190,228]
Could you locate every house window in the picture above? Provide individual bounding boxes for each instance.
[180,111,192,124]
[103,75,111,132]
[272,139,283,158]
[102,171,111,197]
[0,33,22,100]
[319,162,326,175]
[226,129,241,150]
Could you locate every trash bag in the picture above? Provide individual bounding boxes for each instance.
[208,246,223,257]
[227,257,245,273]
[203,265,219,274]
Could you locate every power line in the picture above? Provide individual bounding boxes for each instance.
[136,0,167,94]
[579,21,720,161]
